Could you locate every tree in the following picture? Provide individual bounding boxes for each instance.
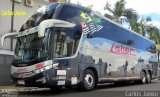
[122,8,139,32]
[86,5,93,9]
[138,17,160,43]
[104,0,125,23]
[104,0,138,30]
[58,0,70,3]
[138,17,151,36]
[147,25,160,44]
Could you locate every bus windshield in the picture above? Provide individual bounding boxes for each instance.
[20,3,59,32]
[14,27,81,62]
[14,31,49,62]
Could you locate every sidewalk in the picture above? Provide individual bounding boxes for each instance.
[0,85,50,93]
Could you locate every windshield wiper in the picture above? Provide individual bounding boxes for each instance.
[13,55,48,67]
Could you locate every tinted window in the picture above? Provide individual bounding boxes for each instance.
[120,29,156,53]
[92,16,123,43]
[49,27,81,58]
[15,32,49,61]
[57,5,83,25]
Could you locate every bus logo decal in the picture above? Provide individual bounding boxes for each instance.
[80,21,87,29]
[110,42,136,56]
[80,12,92,23]
[80,21,90,34]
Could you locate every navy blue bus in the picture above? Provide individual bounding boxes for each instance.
[1,3,159,91]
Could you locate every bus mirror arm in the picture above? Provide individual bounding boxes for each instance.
[1,32,18,46]
[38,19,76,37]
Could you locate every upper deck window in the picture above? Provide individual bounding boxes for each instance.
[57,5,83,25]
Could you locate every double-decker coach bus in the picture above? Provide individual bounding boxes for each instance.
[1,3,159,91]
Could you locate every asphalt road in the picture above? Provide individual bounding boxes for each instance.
[1,80,160,97]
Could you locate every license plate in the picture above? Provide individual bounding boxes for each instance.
[57,70,66,75]
[18,80,25,85]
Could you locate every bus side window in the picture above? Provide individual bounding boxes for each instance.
[51,28,82,58]
[126,40,135,46]
[146,45,156,53]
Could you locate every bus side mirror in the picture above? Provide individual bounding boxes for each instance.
[38,19,76,37]
[1,32,18,46]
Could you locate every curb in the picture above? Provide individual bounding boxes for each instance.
[0,87,50,94]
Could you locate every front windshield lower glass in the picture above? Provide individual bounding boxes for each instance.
[49,27,82,58]
[15,31,49,62]
[20,3,59,32]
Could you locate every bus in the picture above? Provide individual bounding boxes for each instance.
[1,3,160,91]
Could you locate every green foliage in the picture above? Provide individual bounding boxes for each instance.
[86,5,93,9]
[104,0,126,23]
[104,14,114,20]
[59,0,68,2]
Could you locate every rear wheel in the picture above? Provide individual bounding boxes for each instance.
[140,71,147,84]
[146,71,151,84]
[80,69,96,91]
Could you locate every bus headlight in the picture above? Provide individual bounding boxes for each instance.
[52,63,59,67]
[34,64,53,74]
[52,63,59,69]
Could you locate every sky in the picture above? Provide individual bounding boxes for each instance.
[70,0,160,28]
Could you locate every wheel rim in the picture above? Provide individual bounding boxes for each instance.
[142,73,146,83]
[147,73,151,83]
[84,74,94,87]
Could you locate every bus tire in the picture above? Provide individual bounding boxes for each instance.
[80,69,96,91]
[146,71,151,84]
[140,71,147,84]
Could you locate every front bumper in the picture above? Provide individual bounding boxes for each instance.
[11,68,72,88]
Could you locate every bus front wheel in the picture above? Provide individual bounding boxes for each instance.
[80,69,96,91]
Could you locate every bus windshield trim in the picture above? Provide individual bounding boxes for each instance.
[38,19,76,37]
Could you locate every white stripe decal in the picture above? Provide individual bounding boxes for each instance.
[11,60,53,74]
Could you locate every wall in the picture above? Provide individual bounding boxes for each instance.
[0,53,13,85]
[0,0,49,50]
